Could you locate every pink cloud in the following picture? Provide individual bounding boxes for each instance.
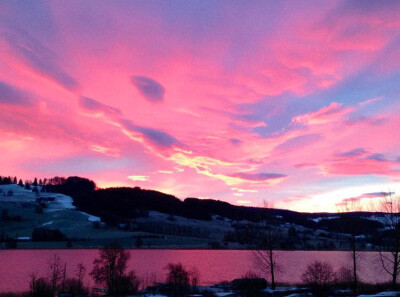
[293,102,353,125]
[1,1,400,211]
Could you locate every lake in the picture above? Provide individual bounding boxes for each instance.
[0,249,391,292]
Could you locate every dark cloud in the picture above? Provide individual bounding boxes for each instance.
[341,0,400,14]
[79,97,121,116]
[229,138,242,145]
[22,154,131,175]
[232,172,287,181]
[276,134,322,151]
[131,76,165,102]
[120,119,181,148]
[366,153,388,162]
[346,116,387,126]
[0,81,33,106]
[362,191,394,198]
[1,0,56,38]
[294,163,317,169]
[340,191,394,204]
[337,148,368,157]
[4,27,78,91]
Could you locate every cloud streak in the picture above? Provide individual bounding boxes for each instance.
[79,97,121,116]
[120,119,182,148]
[0,81,33,106]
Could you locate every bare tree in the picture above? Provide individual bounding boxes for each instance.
[336,199,362,294]
[253,201,279,290]
[378,193,400,289]
[75,263,86,288]
[189,267,200,289]
[47,254,64,296]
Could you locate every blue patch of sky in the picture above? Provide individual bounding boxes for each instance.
[21,155,136,174]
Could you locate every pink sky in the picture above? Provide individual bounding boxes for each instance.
[1,0,400,212]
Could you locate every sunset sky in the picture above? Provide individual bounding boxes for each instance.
[1,1,400,212]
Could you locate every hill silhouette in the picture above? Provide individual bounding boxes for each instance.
[38,175,383,235]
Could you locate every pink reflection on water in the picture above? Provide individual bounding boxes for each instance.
[0,250,389,293]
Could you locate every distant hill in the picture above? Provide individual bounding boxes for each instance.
[0,175,391,249]
[42,176,385,236]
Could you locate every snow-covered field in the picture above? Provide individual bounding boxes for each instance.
[0,184,74,209]
[0,184,98,221]
[359,292,400,297]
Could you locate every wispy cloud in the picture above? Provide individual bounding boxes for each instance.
[120,119,182,148]
[336,148,368,157]
[232,172,287,182]
[0,81,34,106]
[79,97,121,116]
[4,28,78,90]
[127,175,149,181]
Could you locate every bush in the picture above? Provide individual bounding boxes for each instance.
[32,228,66,241]
[30,277,52,297]
[90,243,139,296]
[135,237,143,248]
[5,237,17,249]
[165,263,190,297]
[302,261,336,286]
[301,261,336,297]
[336,266,353,286]
[231,277,267,291]
[35,205,43,214]
[2,209,9,221]
[63,278,89,296]
[208,241,222,249]
[201,289,217,297]
[6,190,13,197]
[0,293,26,297]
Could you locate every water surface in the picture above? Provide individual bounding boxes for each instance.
[0,250,389,292]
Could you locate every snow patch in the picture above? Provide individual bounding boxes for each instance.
[78,211,101,222]
[310,216,339,222]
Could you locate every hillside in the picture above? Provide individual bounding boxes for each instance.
[0,176,393,249]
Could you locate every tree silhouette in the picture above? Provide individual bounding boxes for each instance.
[337,200,362,294]
[253,201,279,290]
[25,181,31,190]
[165,263,190,297]
[47,254,64,296]
[378,193,400,289]
[90,243,138,296]
[302,261,336,286]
